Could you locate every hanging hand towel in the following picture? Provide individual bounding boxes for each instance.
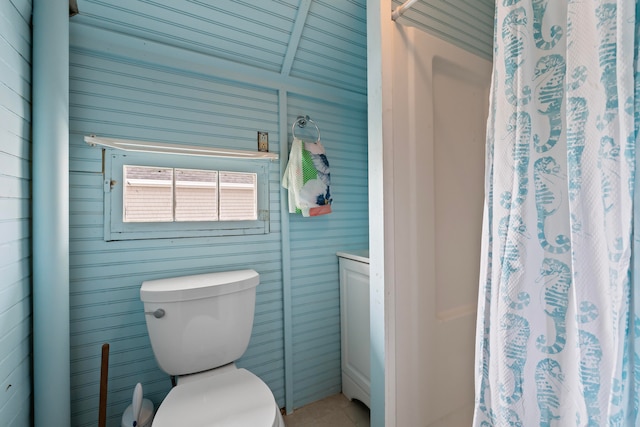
[282,137,332,217]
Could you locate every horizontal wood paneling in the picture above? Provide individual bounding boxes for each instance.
[392,0,495,60]
[286,94,369,408]
[68,13,370,421]
[66,0,372,422]
[69,52,279,151]
[0,1,32,426]
[68,37,286,425]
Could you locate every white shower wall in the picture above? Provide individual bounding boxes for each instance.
[385,23,492,426]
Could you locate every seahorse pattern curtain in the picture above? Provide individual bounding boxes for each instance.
[474,1,639,425]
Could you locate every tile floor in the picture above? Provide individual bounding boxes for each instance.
[283,393,370,427]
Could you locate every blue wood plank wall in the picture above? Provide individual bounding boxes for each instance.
[287,95,369,408]
[68,33,285,426]
[67,1,368,424]
[392,0,495,60]
[287,0,369,409]
[0,1,33,426]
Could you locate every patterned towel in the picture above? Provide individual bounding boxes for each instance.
[282,137,332,217]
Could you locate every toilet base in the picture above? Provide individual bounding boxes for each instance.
[275,406,285,427]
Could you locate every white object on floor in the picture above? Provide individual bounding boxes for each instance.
[121,397,154,427]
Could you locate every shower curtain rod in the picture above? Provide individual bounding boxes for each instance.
[392,0,420,21]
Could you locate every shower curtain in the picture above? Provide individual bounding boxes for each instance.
[474,1,639,426]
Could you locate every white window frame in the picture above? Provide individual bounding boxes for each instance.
[103,150,270,241]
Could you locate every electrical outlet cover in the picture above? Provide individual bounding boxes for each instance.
[257,132,269,152]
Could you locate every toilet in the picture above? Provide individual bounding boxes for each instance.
[140,269,285,427]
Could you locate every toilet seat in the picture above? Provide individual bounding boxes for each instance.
[152,368,279,427]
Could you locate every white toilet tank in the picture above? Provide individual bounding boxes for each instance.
[140,269,260,376]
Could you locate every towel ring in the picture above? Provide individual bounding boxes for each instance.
[292,115,321,142]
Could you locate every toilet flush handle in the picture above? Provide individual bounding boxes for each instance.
[145,308,165,319]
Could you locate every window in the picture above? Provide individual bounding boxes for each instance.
[122,166,258,223]
[104,151,270,240]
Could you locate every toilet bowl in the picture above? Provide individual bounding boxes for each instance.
[140,270,285,426]
[152,366,284,427]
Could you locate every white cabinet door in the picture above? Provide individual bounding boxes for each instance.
[339,257,370,407]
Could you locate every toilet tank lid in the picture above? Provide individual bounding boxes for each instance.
[140,269,259,303]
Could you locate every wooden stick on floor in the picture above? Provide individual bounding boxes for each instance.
[99,343,110,427]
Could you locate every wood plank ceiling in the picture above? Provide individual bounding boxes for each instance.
[74,0,368,94]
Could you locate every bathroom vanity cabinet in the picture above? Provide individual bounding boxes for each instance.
[337,250,370,408]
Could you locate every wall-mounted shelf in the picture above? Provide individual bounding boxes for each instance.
[84,135,279,160]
